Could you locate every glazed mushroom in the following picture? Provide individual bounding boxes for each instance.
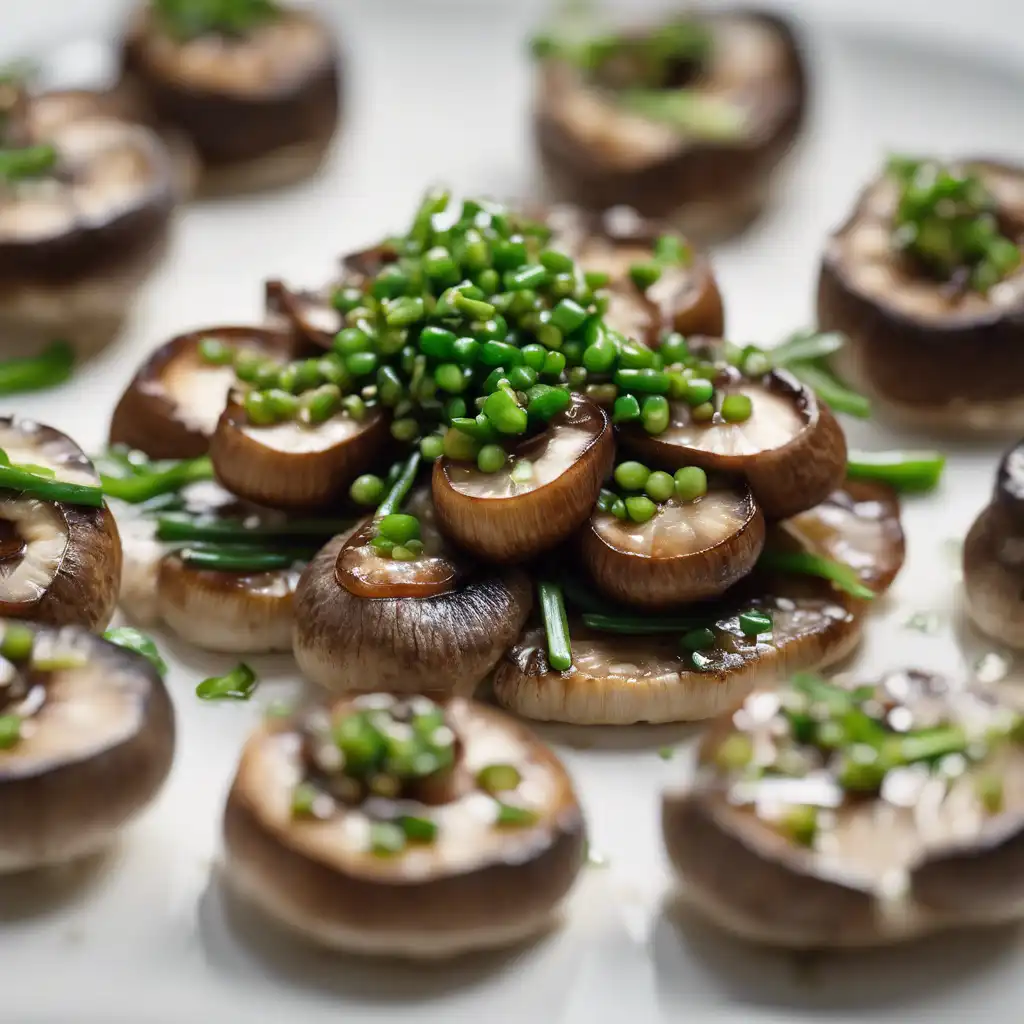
[818,158,1024,434]
[224,693,584,956]
[433,394,614,563]
[294,490,532,696]
[0,82,176,358]
[109,324,302,459]
[533,9,806,242]
[0,417,121,631]
[120,1,341,196]
[663,669,1024,948]
[963,441,1024,648]
[0,619,175,872]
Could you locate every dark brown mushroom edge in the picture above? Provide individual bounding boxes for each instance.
[662,669,1024,948]
[223,693,585,957]
[0,79,176,358]
[120,1,341,196]
[963,440,1024,649]
[0,619,175,872]
[0,417,121,632]
[532,8,806,242]
[818,157,1024,434]
[109,324,304,459]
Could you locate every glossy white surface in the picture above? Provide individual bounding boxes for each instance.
[2,2,1024,1022]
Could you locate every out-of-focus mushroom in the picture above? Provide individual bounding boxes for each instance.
[532,9,806,242]
[0,417,121,631]
[818,158,1024,434]
[662,669,1024,948]
[108,325,302,459]
[963,441,1024,648]
[223,693,584,956]
[120,2,341,196]
[0,619,175,872]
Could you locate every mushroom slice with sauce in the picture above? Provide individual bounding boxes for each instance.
[963,440,1024,648]
[433,394,614,563]
[662,670,1024,948]
[0,418,121,631]
[533,10,806,242]
[581,477,764,608]
[294,491,532,697]
[223,693,585,957]
[0,620,175,872]
[109,325,301,459]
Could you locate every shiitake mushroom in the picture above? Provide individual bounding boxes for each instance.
[0,418,121,632]
[223,693,585,957]
[663,669,1024,948]
[0,620,175,872]
[533,9,806,242]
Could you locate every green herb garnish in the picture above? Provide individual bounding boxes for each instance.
[196,662,258,701]
[103,627,168,677]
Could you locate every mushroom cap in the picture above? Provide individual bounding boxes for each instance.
[963,508,1024,651]
[662,670,1024,948]
[223,696,585,956]
[995,439,1024,527]
[0,417,122,632]
[0,621,175,872]
[533,8,806,240]
[109,324,301,459]
[818,160,1024,433]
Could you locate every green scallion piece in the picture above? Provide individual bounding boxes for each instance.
[196,662,258,701]
[845,450,946,493]
[0,341,74,395]
[538,580,573,672]
[102,627,168,677]
[758,550,876,601]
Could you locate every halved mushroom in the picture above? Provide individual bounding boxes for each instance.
[818,160,1024,434]
[621,352,847,520]
[533,10,806,242]
[580,477,764,608]
[109,324,301,459]
[0,87,176,357]
[963,441,1024,648]
[0,418,121,631]
[662,669,1024,948]
[294,492,532,696]
[433,394,614,563]
[120,3,341,196]
[0,620,175,872]
[493,576,860,725]
[210,389,389,511]
[223,693,584,957]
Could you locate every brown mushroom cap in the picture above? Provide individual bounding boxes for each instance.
[0,418,121,632]
[224,695,584,957]
[533,9,806,242]
[580,478,765,608]
[0,622,175,872]
[662,670,1024,948]
[432,394,614,563]
[818,160,1024,434]
[109,324,300,459]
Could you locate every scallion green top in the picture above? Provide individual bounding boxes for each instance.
[153,0,281,41]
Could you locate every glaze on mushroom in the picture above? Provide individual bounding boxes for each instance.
[663,669,1024,948]
[533,9,806,242]
[223,693,584,957]
[0,418,121,631]
[0,620,175,872]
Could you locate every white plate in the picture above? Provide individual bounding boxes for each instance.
[2,3,1024,1022]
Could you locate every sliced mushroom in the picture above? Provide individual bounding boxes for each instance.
[580,478,764,608]
[533,10,806,242]
[0,620,175,872]
[433,394,614,563]
[621,353,847,520]
[818,160,1024,434]
[0,418,121,631]
[109,324,301,459]
[963,441,1024,648]
[662,669,1024,948]
[120,4,341,196]
[294,493,532,696]
[210,389,389,512]
[223,694,584,957]
[493,576,860,725]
